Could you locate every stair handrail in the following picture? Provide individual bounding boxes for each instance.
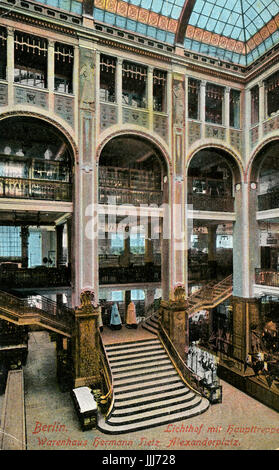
[158,322,204,397]
[99,335,114,419]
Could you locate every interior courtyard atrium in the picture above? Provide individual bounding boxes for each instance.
[0,0,279,449]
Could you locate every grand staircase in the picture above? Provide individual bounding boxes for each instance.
[97,337,210,434]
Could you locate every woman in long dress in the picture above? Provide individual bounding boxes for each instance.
[126,301,138,329]
[110,303,122,330]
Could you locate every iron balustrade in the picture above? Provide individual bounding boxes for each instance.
[99,188,163,206]
[255,268,279,287]
[188,193,235,212]
[99,265,161,285]
[0,266,71,288]
[0,177,72,202]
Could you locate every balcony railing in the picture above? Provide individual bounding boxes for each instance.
[99,188,163,206]
[188,193,235,212]
[99,265,161,285]
[0,177,72,202]
[258,191,279,211]
[0,266,71,288]
[255,268,279,288]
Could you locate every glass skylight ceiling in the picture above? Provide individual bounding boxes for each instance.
[30,0,279,65]
[186,0,279,65]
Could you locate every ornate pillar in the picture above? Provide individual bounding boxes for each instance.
[74,47,97,305]
[116,58,123,125]
[7,27,14,105]
[258,81,265,140]
[225,86,230,141]
[147,66,154,131]
[172,74,187,290]
[233,181,259,299]
[200,80,206,138]
[48,39,55,112]
[72,290,101,388]
[21,226,29,269]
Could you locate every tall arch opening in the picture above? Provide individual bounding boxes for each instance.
[187,147,241,359]
[0,116,74,298]
[98,135,169,325]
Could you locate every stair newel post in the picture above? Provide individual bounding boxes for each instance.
[72,289,102,388]
[160,285,188,359]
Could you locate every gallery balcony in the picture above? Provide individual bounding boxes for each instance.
[188,193,235,212]
[99,264,161,285]
[255,269,279,288]
[0,177,72,202]
[0,265,71,289]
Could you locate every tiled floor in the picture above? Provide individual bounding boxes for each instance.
[1,328,279,451]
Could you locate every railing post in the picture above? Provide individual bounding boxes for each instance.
[160,285,189,357]
[72,289,102,388]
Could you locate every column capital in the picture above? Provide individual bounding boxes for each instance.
[225,86,231,94]
[7,26,14,37]
[48,39,55,48]
[200,79,207,87]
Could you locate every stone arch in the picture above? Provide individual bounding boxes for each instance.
[186,143,244,184]
[0,110,79,164]
[247,136,279,183]
[96,129,172,175]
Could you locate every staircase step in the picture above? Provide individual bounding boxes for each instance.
[114,381,186,402]
[111,359,171,374]
[114,376,182,394]
[108,351,165,363]
[141,324,158,335]
[107,395,202,425]
[106,345,163,357]
[97,399,209,434]
[113,369,177,387]
[112,364,174,379]
[114,385,193,407]
[110,353,169,368]
[105,339,160,351]
[113,392,197,417]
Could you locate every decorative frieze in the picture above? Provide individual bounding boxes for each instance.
[230,129,242,153]
[54,94,74,127]
[205,124,225,140]
[153,113,168,142]
[188,121,201,147]
[122,107,149,128]
[100,103,118,132]
[14,86,48,109]
[0,84,8,106]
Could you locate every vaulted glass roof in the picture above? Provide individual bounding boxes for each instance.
[31,0,279,65]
